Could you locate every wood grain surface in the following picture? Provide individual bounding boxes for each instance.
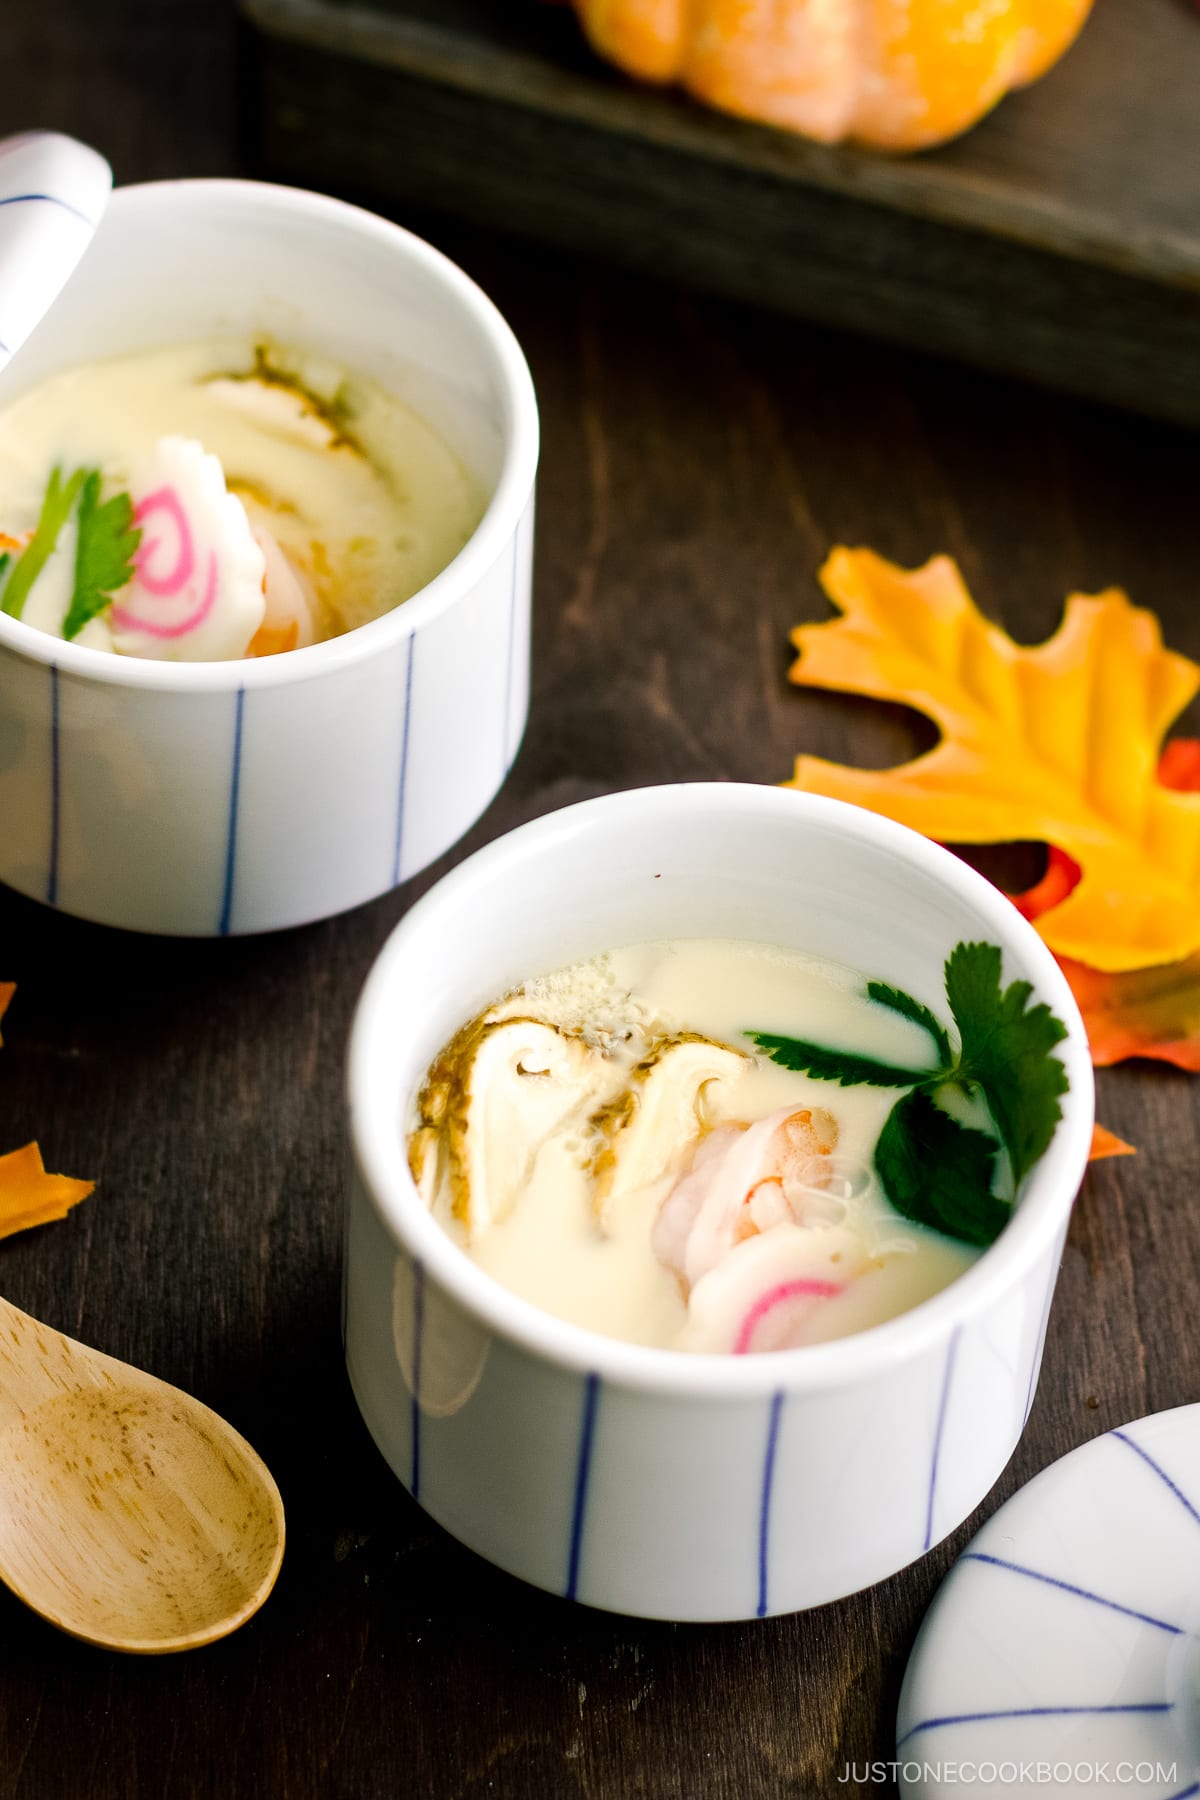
[238,0,1200,426]
[3,4,1200,1796]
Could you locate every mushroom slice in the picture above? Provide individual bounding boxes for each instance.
[407,1125,443,1207]
[586,1032,749,1225]
[204,372,357,455]
[412,1015,607,1239]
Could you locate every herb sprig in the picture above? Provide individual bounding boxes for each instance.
[1,467,88,621]
[749,941,1069,1249]
[62,473,140,641]
[0,465,140,640]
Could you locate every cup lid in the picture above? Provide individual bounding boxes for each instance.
[0,131,111,375]
[897,1403,1200,1799]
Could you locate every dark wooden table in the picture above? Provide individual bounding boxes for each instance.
[3,6,1200,1797]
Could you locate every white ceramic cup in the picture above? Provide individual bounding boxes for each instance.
[345,784,1095,1621]
[0,180,538,934]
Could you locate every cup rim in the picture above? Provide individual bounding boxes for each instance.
[0,177,539,693]
[347,784,1096,1397]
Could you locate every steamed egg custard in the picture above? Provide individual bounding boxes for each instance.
[409,940,985,1356]
[0,341,484,659]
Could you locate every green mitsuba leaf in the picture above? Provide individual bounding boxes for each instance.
[63,473,141,641]
[945,940,1069,1186]
[1,467,88,621]
[748,1033,937,1089]
[746,937,1069,1250]
[874,1088,1010,1248]
[866,980,953,1070]
[1,465,140,640]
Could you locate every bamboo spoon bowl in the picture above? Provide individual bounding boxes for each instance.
[0,1294,285,1653]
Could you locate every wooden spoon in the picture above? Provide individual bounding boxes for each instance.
[0,1294,285,1653]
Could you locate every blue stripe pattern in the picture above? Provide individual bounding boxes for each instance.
[757,1391,785,1618]
[392,633,416,886]
[218,687,245,935]
[1114,1430,1200,1530]
[410,1258,425,1502]
[47,662,60,904]
[500,520,520,771]
[924,1326,961,1550]
[961,1552,1185,1635]
[1167,1785,1200,1800]
[898,1703,1173,1751]
[565,1374,600,1602]
[0,190,95,226]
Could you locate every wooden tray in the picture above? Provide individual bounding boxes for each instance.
[238,0,1200,427]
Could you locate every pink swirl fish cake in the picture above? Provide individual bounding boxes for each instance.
[0,338,484,659]
[110,437,267,662]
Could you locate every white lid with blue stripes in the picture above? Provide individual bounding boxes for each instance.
[0,131,111,374]
[897,1404,1200,1799]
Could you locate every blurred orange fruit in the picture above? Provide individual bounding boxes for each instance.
[571,0,1094,150]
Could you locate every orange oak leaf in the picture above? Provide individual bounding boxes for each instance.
[1011,848,1082,927]
[1062,952,1200,1072]
[1013,744,1200,1071]
[1,982,96,1238]
[1090,1124,1136,1161]
[0,1143,94,1241]
[1159,739,1200,790]
[786,549,1200,974]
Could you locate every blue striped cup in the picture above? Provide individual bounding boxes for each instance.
[344,784,1094,1620]
[0,179,537,934]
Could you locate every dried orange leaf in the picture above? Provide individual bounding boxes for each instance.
[1090,1124,1136,1161]
[786,549,1200,973]
[0,1142,94,1240]
[1061,953,1200,1072]
[1011,849,1082,927]
[1013,749,1200,1071]
[0,982,13,1046]
[1159,739,1200,790]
